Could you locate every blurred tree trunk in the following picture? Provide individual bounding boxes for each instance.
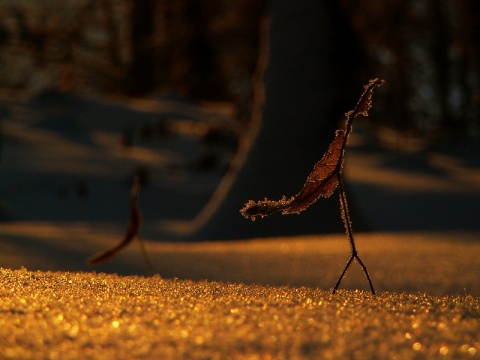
[159,1,266,102]
[161,1,226,100]
[181,0,369,240]
[459,0,480,135]
[428,0,454,133]
[384,1,413,133]
[126,0,156,96]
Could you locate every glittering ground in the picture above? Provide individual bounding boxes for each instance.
[0,268,478,359]
[1,226,480,359]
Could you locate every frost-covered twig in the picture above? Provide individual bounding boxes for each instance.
[241,79,384,294]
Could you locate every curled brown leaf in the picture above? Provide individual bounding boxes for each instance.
[240,79,384,221]
[88,176,142,265]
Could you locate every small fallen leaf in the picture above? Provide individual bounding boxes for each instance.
[88,176,142,265]
[241,79,384,220]
[240,78,384,294]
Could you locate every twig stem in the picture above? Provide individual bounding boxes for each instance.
[137,235,153,277]
[333,176,375,294]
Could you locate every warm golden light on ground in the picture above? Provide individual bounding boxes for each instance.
[0,268,478,359]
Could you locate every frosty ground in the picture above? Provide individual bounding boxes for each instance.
[1,227,480,359]
[1,265,479,359]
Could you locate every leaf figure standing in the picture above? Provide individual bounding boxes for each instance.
[88,175,153,276]
[241,78,384,294]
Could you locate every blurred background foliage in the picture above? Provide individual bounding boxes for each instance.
[340,0,480,141]
[0,0,479,143]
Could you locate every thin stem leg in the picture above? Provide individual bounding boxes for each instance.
[332,255,354,294]
[338,177,357,254]
[137,236,153,277]
[355,254,376,295]
[332,254,376,295]
[334,176,375,294]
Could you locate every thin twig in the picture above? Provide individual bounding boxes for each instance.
[337,176,357,255]
[88,174,155,277]
[355,254,375,294]
[240,79,383,293]
[332,255,354,294]
[137,235,153,277]
[333,176,375,294]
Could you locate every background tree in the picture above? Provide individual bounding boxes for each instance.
[126,0,155,96]
[339,0,480,141]
[181,0,369,240]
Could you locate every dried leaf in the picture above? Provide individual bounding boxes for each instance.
[240,78,383,294]
[241,130,345,219]
[282,130,345,214]
[88,176,142,265]
[345,78,385,130]
[240,196,294,221]
[240,79,384,221]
